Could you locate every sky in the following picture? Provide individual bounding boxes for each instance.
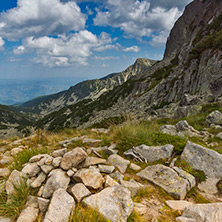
[0,0,193,82]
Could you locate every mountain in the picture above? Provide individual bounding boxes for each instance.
[37,0,222,130]
[19,58,155,115]
[0,104,33,138]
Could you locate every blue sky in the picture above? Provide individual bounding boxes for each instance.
[0,0,192,82]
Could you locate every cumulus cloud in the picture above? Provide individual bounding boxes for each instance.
[14,30,115,67]
[123,46,140,52]
[0,0,86,40]
[0,37,5,50]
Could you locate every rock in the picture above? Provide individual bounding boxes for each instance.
[176,203,222,222]
[198,177,220,194]
[180,94,201,106]
[91,128,110,134]
[160,125,178,136]
[58,137,80,146]
[71,183,91,202]
[206,110,222,126]
[175,120,201,137]
[130,163,142,171]
[181,141,222,178]
[52,148,67,157]
[17,196,39,222]
[6,170,24,195]
[43,188,75,222]
[67,170,74,177]
[44,156,53,165]
[42,169,70,199]
[31,172,47,188]
[82,138,102,144]
[52,157,62,168]
[60,147,87,170]
[108,154,130,173]
[90,157,106,165]
[137,165,193,200]
[22,163,40,178]
[98,165,115,174]
[165,200,193,211]
[216,132,222,139]
[40,165,54,174]
[104,175,119,187]
[10,147,23,156]
[125,144,174,163]
[0,217,11,222]
[0,168,10,177]
[29,154,49,163]
[38,197,50,213]
[38,186,44,197]
[121,179,144,197]
[83,186,133,222]
[0,155,13,165]
[110,171,124,183]
[73,168,104,189]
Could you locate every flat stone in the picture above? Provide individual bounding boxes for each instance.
[137,164,192,200]
[31,172,47,188]
[73,168,104,189]
[38,197,50,213]
[176,203,222,222]
[91,128,110,134]
[0,155,13,165]
[109,171,124,183]
[43,189,75,222]
[17,196,39,222]
[71,183,91,202]
[98,165,115,174]
[67,170,74,177]
[52,148,67,158]
[181,141,222,178]
[90,157,106,165]
[198,177,220,194]
[6,170,24,195]
[60,147,87,170]
[0,168,10,177]
[40,165,54,174]
[52,157,62,168]
[22,163,40,178]
[83,186,133,222]
[206,110,222,126]
[160,125,178,136]
[58,137,80,146]
[10,147,23,156]
[29,154,49,163]
[129,163,142,171]
[44,156,53,165]
[165,200,193,211]
[108,154,130,173]
[104,175,119,188]
[83,138,102,144]
[0,217,11,222]
[42,169,70,199]
[121,179,144,197]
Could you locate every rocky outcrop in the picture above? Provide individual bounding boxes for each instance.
[137,164,195,200]
[83,186,133,222]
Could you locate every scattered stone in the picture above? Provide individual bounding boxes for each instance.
[67,169,74,177]
[198,177,220,194]
[216,132,222,139]
[43,188,75,222]
[165,200,193,211]
[17,196,39,222]
[206,110,222,126]
[98,165,115,174]
[176,203,222,222]
[29,154,49,163]
[52,148,67,157]
[108,154,130,173]
[130,163,141,171]
[0,168,10,177]
[58,137,80,146]
[104,175,119,187]
[0,217,11,222]
[71,183,91,202]
[44,156,53,165]
[83,186,133,222]
[52,157,62,168]
[38,197,50,213]
[10,147,23,156]
[60,147,87,170]
[91,128,110,134]
[83,138,102,144]
[121,179,144,197]
[40,165,54,174]
[31,172,47,188]
[106,145,118,155]
[73,168,104,189]
[42,169,70,199]
[38,186,44,197]
[181,141,222,178]
[0,155,13,165]
[90,157,106,165]
[6,170,24,195]
[137,164,193,200]
[110,171,124,183]
[22,163,40,178]
[160,125,178,136]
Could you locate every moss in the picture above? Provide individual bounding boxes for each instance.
[186,187,211,203]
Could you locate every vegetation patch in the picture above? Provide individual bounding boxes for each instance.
[186,187,211,204]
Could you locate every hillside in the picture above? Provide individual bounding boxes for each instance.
[19,58,155,115]
[38,0,222,131]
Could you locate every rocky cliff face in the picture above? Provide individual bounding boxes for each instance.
[19,58,155,116]
[36,0,222,130]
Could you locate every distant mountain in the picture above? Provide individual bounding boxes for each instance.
[19,58,156,115]
[37,0,222,130]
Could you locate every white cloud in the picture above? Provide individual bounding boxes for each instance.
[0,37,5,50]
[149,30,169,48]
[123,46,140,52]
[0,0,86,40]
[14,30,116,67]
